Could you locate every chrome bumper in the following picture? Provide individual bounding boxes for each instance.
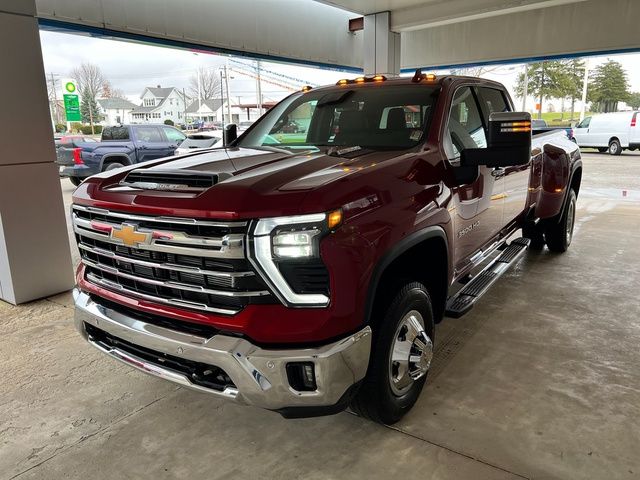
[73,289,372,411]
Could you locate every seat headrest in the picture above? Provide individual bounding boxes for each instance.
[387,107,406,130]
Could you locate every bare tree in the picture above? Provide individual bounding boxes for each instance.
[188,67,222,100]
[101,80,127,99]
[450,65,502,77]
[70,63,106,133]
[71,62,106,99]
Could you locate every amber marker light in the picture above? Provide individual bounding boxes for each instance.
[327,209,343,230]
[373,75,386,82]
[301,85,313,92]
[337,79,349,85]
[425,73,436,81]
[354,77,366,83]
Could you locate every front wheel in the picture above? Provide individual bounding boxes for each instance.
[608,139,622,156]
[545,189,577,253]
[351,282,434,424]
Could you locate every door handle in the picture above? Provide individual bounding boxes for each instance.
[491,168,505,178]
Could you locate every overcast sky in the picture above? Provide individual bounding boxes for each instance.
[39,29,640,109]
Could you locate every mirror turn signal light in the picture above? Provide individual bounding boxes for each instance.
[500,121,532,133]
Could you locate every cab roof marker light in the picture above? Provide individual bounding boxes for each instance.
[335,75,387,86]
[411,68,436,83]
[337,79,349,85]
[354,77,366,83]
[301,85,313,92]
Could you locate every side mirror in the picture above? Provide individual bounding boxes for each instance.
[461,112,532,168]
[223,123,238,147]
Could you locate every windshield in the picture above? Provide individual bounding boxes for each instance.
[238,84,440,151]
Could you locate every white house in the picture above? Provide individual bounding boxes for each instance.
[97,98,138,125]
[131,86,187,124]
[185,98,273,125]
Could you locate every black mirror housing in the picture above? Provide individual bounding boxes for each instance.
[461,112,532,168]
[223,123,238,146]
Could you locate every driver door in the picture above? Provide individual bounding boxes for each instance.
[446,86,505,269]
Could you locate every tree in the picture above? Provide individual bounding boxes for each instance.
[80,88,101,133]
[588,60,630,113]
[71,63,107,133]
[101,80,127,100]
[515,61,564,118]
[552,59,585,121]
[627,92,640,110]
[450,65,502,77]
[188,67,222,100]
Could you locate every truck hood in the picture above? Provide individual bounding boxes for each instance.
[74,146,405,219]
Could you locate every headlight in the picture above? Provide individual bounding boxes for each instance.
[249,210,342,307]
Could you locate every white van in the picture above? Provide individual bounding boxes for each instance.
[573,111,640,155]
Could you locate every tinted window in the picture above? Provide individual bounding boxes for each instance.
[101,126,130,141]
[135,127,163,143]
[447,87,487,158]
[478,88,510,118]
[162,126,186,143]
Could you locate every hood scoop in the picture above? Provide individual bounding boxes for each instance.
[120,169,230,192]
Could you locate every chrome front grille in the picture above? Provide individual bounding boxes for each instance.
[72,205,273,315]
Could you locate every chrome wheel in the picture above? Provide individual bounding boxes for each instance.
[388,310,433,397]
[566,198,575,245]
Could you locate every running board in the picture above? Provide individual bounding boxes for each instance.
[445,237,531,318]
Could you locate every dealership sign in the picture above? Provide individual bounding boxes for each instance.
[63,79,81,121]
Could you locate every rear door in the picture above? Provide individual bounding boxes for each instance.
[477,86,530,226]
[133,126,169,163]
[445,86,504,268]
[630,112,640,147]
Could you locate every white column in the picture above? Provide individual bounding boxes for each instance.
[363,12,401,77]
[0,1,74,304]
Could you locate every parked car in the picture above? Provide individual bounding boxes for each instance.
[573,111,640,154]
[532,119,548,128]
[174,131,223,155]
[281,119,304,133]
[71,74,581,424]
[57,124,186,186]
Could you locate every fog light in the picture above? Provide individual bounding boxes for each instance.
[286,362,317,391]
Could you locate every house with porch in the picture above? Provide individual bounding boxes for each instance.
[131,86,186,124]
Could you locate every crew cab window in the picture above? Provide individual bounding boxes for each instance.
[577,117,591,128]
[446,87,487,159]
[162,126,186,144]
[477,87,510,122]
[101,126,129,141]
[135,127,163,143]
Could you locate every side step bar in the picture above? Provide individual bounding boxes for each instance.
[445,237,531,318]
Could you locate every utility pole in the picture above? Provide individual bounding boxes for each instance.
[256,60,263,116]
[182,87,188,128]
[521,63,528,112]
[538,61,545,120]
[224,64,232,124]
[50,72,60,127]
[580,59,590,122]
[220,70,225,125]
[197,69,202,111]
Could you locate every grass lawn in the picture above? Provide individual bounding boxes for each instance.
[530,111,592,126]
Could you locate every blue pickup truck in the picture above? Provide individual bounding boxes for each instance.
[57,124,186,186]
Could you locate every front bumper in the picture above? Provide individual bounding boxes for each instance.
[73,289,371,412]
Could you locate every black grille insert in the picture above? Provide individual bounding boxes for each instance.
[123,170,218,190]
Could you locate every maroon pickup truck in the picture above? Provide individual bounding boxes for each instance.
[71,72,581,424]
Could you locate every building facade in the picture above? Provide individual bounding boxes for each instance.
[97,98,138,125]
[131,86,187,124]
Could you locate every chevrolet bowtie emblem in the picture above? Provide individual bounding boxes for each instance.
[111,224,151,247]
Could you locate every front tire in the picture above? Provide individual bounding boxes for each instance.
[351,282,434,424]
[608,139,622,156]
[545,189,577,253]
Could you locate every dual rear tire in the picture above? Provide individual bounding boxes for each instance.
[523,189,577,253]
